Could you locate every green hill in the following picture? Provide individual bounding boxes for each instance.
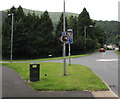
[95,20,118,44]
[2,8,78,30]
[1,8,118,44]
[22,8,78,29]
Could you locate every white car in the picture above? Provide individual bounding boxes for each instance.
[115,47,119,51]
[106,45,114,50]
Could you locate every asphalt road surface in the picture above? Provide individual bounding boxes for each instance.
[40,50,119,96]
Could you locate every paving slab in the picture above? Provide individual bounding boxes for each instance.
[92,91,118,98]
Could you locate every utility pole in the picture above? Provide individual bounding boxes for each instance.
[84,25,93,54]
[63,0,66,76]
[8,13,14,63]
[11,13,14,63]
[84,26,87,54]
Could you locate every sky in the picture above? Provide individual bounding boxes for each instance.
[118,2,120,22]
[0,0,120,21]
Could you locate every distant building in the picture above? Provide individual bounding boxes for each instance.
[0,11,7,57]
[0,11,7,34]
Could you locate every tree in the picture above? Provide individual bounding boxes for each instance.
[96,21,118,44]
[2,7,54,59]
[94,26,106,47]
[2,17,11,59]
[16,6,25,21]
[39,11,54,57]
[77,8,95,37]
[73,8,97,53]
[67,15,78,37]
[55,13,68,37]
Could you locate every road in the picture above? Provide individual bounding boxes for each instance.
[40,50,119,96]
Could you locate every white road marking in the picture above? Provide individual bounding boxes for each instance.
[96,59,118,62]
[102,52,106,58]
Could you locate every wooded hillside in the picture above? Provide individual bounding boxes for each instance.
[2,6,119,59]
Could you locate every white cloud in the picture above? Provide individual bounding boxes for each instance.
[0,0,119,21]
[119,1,120,21]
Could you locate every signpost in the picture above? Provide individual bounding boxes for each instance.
[60,29,73,66]
[66,29,73,65]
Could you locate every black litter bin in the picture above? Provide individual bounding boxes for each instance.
[30,63,40,82]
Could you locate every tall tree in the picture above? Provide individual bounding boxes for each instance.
[55,13,68,37]
[67,15,78,37]
[16,6,25,20]
[40,11,53,38]
[2,16,11,59]
[38,11,54,57]
[94,26,106,47]
[77,8,95,37]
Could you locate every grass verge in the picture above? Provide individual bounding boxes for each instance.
[3,54,89,62]
[2,62,108,91]
[115,51,120,55]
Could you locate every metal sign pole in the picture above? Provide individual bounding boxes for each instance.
[63,0,66,76]
[68,44,71,65]
[67,29,73,66]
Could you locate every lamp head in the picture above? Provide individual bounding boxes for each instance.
[8,14,11,16]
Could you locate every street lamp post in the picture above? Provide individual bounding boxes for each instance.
[84,25,93,53]
[84,26,87,53]
[63,0,66,76]
[8,13,14,63]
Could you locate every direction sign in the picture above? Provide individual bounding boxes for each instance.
[62,32,66,36]
[60,31,73,43]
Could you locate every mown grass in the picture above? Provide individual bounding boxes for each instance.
[3,54,89,62]
[115,51,120,55]
[2,62,108,91]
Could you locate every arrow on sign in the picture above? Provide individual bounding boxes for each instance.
[60,36,68,42]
